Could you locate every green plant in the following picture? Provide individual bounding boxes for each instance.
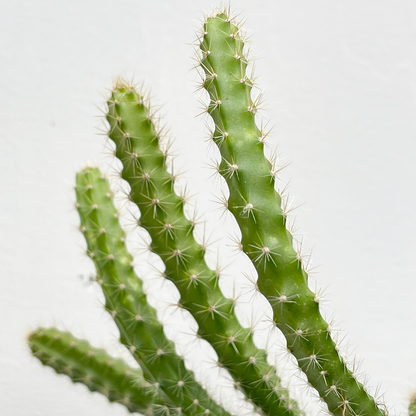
[27,6,402,416]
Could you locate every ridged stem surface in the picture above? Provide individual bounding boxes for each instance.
[105,83,301,416]
[29,327,162,414]
[76,168,230,416]
[198,13,385,416]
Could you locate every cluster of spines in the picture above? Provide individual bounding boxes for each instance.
[75,167,230,416]
[197,11,386,416]
[28,328,163,414]
[105,81,301,416]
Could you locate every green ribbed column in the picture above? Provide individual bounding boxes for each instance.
[75,167,231,416]
[104,81,302,416]
[198,12,385,416]
[29,327,163,414]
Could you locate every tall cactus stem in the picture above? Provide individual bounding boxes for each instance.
[197,11,386,416]
[75,167,231,416]
[105,80,302,416]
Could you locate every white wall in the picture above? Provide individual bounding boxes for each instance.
[1,1,415,415]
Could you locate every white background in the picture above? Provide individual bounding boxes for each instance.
[1,1,416,415]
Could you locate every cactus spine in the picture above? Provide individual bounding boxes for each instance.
[198,12,384,416]
[106,82,300,416]
[28,328,163,414]
[75,167,231,416]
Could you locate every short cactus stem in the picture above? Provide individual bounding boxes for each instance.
[75,167,230,416]
[28,328,163,414]
[198,12,386,416]
[106,81,301,416]
[409,395,416,416]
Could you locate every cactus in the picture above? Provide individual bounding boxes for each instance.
[409,396,416,416]
[197,13,384,416]
[105,82,299,416]
[73,167,231,416]
[27,5,414,416]
[28,328,164,414]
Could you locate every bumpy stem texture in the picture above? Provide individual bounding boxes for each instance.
[106,82,301,416]
[29,327,163,414]
[76,168,230,416]
[198,12,385,416]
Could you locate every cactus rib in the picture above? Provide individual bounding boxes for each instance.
[75,167,231,416]
[105,81,302,416]
[198,12,385,416]
[28,327,164,414]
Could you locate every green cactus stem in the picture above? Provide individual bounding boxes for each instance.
[75,167,231,416]
[198,11,386,416]
[409,395,416,416]
[28,327,164,414]
[105,80,301,416]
